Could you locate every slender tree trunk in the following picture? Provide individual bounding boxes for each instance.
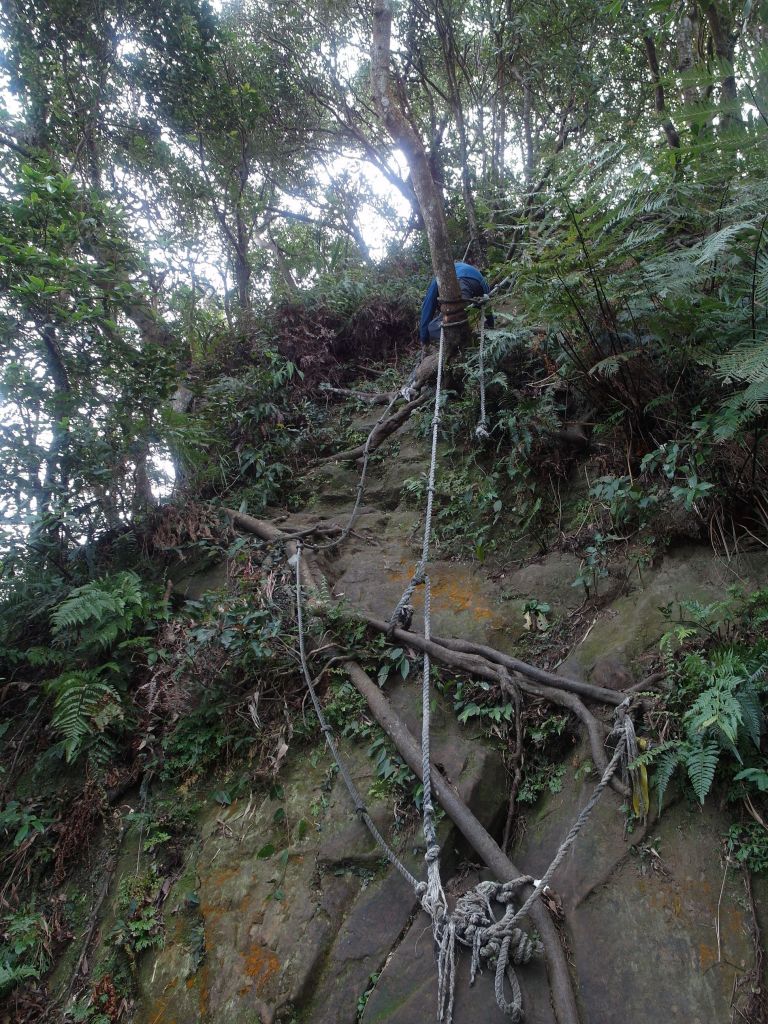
[522,81,534,183]
[705,2,741,130]
[371,0,464,347]
[643,34,682,149]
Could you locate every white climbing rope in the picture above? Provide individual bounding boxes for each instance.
[290,539,630,1023]
[282,308,639,1024]
[475,315,490,440]
[389,323,447,631]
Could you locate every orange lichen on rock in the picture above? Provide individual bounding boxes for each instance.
[389,561,503,624]
[242,943,281,994]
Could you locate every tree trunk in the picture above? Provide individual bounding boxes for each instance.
[705,2,741,130]
[643,35,682,149]
[371,0,465,353]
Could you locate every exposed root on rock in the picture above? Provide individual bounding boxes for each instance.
[222,507,647,1024]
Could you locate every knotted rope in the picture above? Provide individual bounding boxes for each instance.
[452,878,542,1023]
[287,300,636,1021]
[291,540,632,1023]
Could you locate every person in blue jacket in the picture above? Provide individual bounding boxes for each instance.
[419,260,494,345]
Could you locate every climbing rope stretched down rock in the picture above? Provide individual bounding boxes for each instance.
[284,310,636,1024]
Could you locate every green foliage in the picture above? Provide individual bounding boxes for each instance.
[182,354,308,512]
[402,464,503,561]
[51,571,151,654]
[636,590,768,866]
[0,905,49,996]
[726,822,768,873]
[0,801,49,850]
[111,873,164,957]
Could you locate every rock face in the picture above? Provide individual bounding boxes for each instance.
[128,409,767,1024]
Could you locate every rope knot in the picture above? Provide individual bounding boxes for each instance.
[425,843,441,864]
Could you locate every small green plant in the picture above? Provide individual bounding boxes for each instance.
[571,532,609,597]
[0,801,49,850]
[110,873,164,960]
[357,972,380,1020]
[634,589,768,868]
[522,598,551,632]
[0,905,49,996]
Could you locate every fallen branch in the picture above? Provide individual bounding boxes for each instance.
[319,383,397,405]
[224,510,629,796]
[344,660,581,1024]
[225,510,581,1022]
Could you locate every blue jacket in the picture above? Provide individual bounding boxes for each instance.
[419,262,491,343]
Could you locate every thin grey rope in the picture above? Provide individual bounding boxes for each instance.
[390,323,447,629]
[509,733,626,930]
[292,544,419,891]
[309,355,422,553]
[475,315,489,440]
[291,545,631,1024]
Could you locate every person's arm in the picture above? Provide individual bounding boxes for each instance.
[419,278,439,342]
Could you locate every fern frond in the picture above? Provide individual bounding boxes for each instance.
[693,218,762,265]
[49,671,123,763]
[653,746,683,813]
[684,742,720,802]
[50,571,147,653]
[736,688,763,748]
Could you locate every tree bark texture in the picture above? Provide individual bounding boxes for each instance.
[643,34,682,149]
[371,0,465,352]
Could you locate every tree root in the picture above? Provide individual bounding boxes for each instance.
[318,388,430,464]
[225,510,582,1024]
[345,660,581,1024]
[224,509,631,801]
[359,614,629,799]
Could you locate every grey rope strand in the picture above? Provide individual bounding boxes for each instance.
[475,316,489,440]
[390,324,447,628]
[292,544,419,891]
[511,735,626,928]
[310,356,421,553]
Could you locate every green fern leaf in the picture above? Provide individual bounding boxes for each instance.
[653,746,683,813]
[49,671,123,763]
[736,688,763,748]
[684,742,720,803]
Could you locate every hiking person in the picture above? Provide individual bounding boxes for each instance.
[418,260,494,345]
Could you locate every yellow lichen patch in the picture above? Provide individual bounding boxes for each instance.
[698,943,718,973]
[242,944,281,994]
[388,561,503,625]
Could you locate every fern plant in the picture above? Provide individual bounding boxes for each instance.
[38,572,160,763]
[641,594,768,812]
[47,669,124,763]
[51,571,150,655]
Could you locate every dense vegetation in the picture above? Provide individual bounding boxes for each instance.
[1,0,767,1019]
